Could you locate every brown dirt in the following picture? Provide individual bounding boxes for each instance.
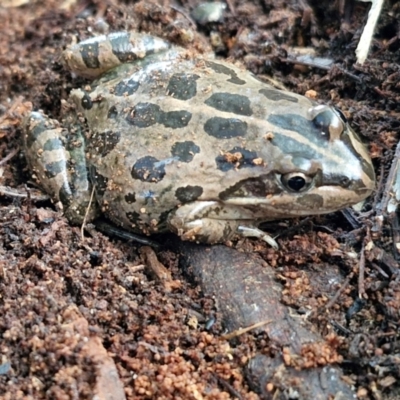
[1,0,400,399]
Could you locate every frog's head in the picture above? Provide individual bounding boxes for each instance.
[221,105,376,219]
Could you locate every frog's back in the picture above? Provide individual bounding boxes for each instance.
[71,50,371,234]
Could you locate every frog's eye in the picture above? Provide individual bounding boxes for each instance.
[281,172,313,192]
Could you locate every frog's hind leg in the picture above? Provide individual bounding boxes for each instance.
[23,111,98,225]
[63,32,171,79]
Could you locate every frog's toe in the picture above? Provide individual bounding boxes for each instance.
[237,226,279,249]
[180,225,203,242]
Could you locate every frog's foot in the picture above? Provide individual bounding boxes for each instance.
[23,111,98,225]
[63,32,171,79]
[179,220,278,248]
[167,202,278,248]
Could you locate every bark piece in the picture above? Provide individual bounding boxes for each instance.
[176,243,355,398]
[178,243,318,353]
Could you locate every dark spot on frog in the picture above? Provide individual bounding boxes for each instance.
[126,102,192,129]
[125,192,136,204]
[204,117,247,139]
[109,32,135,62]
[215,147,258,171]
[42,137,64,152]
[159,110,192,129]
[81,92,93,109]
[89,166,108,197]
[175,186,203,203]
[131,156,166,183]
[126,103,161,128]
[271,132,317,160]
[80,42,100,69]
[205,61,246,85]
[268,114,321,151]
[25,114,58,147]
[126,211,141,224]
[166,73,199,100]
[114,79,140,96]
[259,88,299,103]
[205,93,252,116]
[44,160,65,179]
[107,106,118,119]
[89,130,121,157]
[171,141,200,162]
[219,178,269,201]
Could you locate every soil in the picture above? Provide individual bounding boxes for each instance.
[1,0,400,399]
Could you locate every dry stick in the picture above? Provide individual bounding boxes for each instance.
[374,140,400,258]
[0,147,19,166]
[80,185,96,241]
[376,140,400,215]
[170,5,196,26]
[25,184,31,216]
[324,273,353,311]
[370,262,389,279]
[356,0,384,64]
[221,319,272,340]
[358,243,366,297]
[211,372,243,400]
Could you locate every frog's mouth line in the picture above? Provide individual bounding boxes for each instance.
[176,184,371,224]
[219,186,372,218]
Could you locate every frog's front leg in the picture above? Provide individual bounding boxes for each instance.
[167,202,279,248]
[63,32,171,79]
[23,112,98,224]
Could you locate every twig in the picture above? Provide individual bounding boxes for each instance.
[0,185,48,201]
[80,185,96,241]
[377,139,400,215]
[211,373,243,399]
[324,273,352,310]
[358,243,366,297]
[356,0,384,64]
[169,5,196,26]
[220,319,272,340]
[0,147,19,166]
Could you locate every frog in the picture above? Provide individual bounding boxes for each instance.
[23,31,376,247]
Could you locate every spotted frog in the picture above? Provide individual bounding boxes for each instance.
[23,32,375,245]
